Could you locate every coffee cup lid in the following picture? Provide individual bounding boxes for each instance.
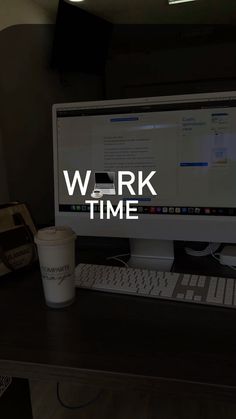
[34,226,76,246]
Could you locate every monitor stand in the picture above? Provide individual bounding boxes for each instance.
[129,239,174,271]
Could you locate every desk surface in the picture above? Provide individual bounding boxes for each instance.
[1,261,236,399]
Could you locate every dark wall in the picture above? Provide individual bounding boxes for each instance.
[0,24,103,225]
[106,25,236,98]
[0,130,9,202]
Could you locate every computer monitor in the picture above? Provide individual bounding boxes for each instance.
[53,91,236,270]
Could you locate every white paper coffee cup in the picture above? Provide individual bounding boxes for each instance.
[34,226,76,308]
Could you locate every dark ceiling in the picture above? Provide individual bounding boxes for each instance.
[36,0,236,24]
[73,0,236,24]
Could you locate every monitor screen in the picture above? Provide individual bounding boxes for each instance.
[53,92,236,242]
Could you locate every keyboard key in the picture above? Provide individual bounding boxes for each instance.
[224,278,235,305]
[194,295,202,302]
[181,274,190,286]
[185,290,194,300]
[150,277,178,297]
[234,281,236,306]
[138,286,153,295]
[189,275,198,286]
[206,277,225,304]
[176,293,185,299]
[198,276,206,287]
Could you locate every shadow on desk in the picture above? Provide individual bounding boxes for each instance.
[30,379,236,419]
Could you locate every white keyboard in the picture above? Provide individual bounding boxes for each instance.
[75,264,236,309]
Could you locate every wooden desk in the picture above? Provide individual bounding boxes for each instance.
[1,264,236,404]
